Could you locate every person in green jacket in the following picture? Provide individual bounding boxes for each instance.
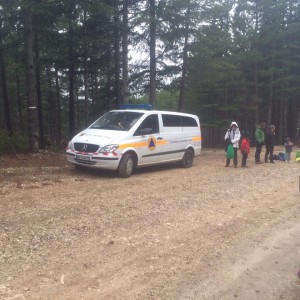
[255,122,266,163]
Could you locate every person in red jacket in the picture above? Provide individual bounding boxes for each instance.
[240,132,250,168]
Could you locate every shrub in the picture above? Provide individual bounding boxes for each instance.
[0,130,28,154]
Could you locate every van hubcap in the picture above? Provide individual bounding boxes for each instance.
[126,158,134,174]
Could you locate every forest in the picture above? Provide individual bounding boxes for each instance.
[0,0,300,152]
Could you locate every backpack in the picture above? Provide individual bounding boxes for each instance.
[278,152,287,161]
[224,137,231,152]
[295,150,300,162]
[224,129,233,152]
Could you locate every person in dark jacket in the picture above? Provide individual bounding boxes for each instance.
[265,125,276,163]
[255,122,266,163]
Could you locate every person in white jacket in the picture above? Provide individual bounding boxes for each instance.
[224,121,241,168]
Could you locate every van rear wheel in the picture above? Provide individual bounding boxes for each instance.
[118,153,135,178]
[181,149,194,168]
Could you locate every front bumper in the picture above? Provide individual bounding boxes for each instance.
[66,151,120,170]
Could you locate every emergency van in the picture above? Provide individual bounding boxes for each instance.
[66,107,201,177]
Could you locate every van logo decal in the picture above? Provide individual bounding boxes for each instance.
[82,144,88,151]
[147,137,156,151]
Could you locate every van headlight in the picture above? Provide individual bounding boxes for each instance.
[68,141,74,150]
[99,144,119,153]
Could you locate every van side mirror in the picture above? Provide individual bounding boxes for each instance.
[139,128,153,135]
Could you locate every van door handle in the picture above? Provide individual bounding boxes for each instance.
[157,137,163,140]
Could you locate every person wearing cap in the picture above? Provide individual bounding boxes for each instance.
[255,122,266,163]
[224,121,241,168]
[265,125,276,163]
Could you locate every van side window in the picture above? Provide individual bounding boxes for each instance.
[181,116,198,127]
[134,114,159,136]
[162,114,181,127]
[162,114,198,127]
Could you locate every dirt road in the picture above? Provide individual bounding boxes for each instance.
[0,149,300,299]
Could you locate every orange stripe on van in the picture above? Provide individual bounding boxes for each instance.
[119,136,200,149]
[119,142,147,149]
[157,140,167,145]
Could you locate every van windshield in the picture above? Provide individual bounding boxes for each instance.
[89,111,144,131]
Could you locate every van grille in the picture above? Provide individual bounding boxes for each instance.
[74,143,99,152]
[74,159,97,165]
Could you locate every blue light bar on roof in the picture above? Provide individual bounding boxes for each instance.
[118,104,153,110]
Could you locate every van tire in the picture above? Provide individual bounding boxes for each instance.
[118,153,135,178]
[181,149,194,168]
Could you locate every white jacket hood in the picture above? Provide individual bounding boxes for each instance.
[230,121,238,128]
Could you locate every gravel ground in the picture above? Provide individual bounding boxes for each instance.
[0,148,300,299]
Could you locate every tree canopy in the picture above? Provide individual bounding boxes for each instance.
[0,0,299,151]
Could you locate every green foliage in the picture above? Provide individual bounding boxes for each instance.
[129,90,178,111]
[185,0,300,142]
[0,130,28,154]
[156,90,179,111]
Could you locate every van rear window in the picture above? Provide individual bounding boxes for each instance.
[181,116,198,127]
[162,114,198,127]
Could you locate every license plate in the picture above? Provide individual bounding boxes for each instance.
[75,154,91,161]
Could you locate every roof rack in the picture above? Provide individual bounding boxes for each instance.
[117,104,153,110]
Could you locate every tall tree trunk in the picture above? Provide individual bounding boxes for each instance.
[24,5,39,152]
[55,68,61,147]
[0,23,12,135]
[75,80,80,130]
[91,72,98,121]
[122,0,129,104]
[46,68,55,145]
[283,99,287,139]
[278,99,284,143]
[149,0,156,107]
[68,4,75,139]
[114,0,122,107]
[178,1,191,112]
[15,71,24,133]
[254,12,259,126]
[83,10,89,126]
[34,33,45,148]
[267,44,275,126]
[254,62,259,125]
[69,61,75,139]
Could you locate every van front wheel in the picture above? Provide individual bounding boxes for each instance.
[118,153,135,178]
[181,149,194,168]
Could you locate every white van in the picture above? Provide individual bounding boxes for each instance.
[66,108,201,177]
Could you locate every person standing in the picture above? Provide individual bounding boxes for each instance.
[240,132,250,168]
[224,121,241,168]
[255,122,266,163]
[265,125,276,163]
